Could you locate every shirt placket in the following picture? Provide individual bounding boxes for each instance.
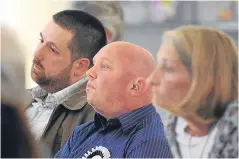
[31,103,46,126]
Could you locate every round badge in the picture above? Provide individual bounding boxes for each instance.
[82,146,111,159]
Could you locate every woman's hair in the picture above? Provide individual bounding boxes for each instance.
[162,25,238,123]
[1,25,40,157]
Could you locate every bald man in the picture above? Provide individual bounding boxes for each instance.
[55,42,173,158]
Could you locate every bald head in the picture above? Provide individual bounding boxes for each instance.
[87,41,156,117]
[96,41,156,78]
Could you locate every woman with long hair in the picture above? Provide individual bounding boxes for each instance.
[148,26,238,158]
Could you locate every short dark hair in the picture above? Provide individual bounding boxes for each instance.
[53,10,107,67]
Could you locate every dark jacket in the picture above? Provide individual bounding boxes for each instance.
[27,85,95,157]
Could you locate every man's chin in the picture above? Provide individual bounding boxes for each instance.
[31,72,45,85]
[87,96,96,106]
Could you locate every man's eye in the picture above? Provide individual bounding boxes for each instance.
[49,46,58,53]
[100,63,109,69]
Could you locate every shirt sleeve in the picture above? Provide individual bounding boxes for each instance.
[126,138,173,158]
[55,127,78,158]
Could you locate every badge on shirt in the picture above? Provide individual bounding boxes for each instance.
[82,146,111,159]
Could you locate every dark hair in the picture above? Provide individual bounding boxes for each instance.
[53,10,107,67]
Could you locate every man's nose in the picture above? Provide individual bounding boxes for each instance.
[34,45,46,61]
[86,66,97,80]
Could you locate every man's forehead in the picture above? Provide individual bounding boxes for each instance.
[93,56,113,63]
[93,42,141,66]
[42,20,72,37]
[94,46,120,61]
[41,20,73,48]
[42,20,55,31]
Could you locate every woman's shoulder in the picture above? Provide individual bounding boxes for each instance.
[209,101,238,158]
[217,100,238,128]
[222,100,238,119]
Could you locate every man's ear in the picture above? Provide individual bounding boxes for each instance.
[70,58,90,83]
[129,77,148,97]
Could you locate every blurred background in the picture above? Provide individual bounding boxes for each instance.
[1,0,238,89]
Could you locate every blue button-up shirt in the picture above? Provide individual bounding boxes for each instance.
[55,104,172,158]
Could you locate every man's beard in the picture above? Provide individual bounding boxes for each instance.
[32,64,73,93]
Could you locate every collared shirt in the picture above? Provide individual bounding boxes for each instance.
[55,104,173,158]
[26,77,88,140]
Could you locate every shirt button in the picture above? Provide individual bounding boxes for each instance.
[38,107,43,112]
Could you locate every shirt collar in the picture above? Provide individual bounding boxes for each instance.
[94,113,121,130]
[53,76,88,109]
[31,85,48,100]
[94,104,155,133]
[31,76,88,110]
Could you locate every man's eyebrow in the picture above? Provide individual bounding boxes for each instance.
[93,57,113,64]
[40,32,61,52]
[40,32,43,39]
[100,57,113,63]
